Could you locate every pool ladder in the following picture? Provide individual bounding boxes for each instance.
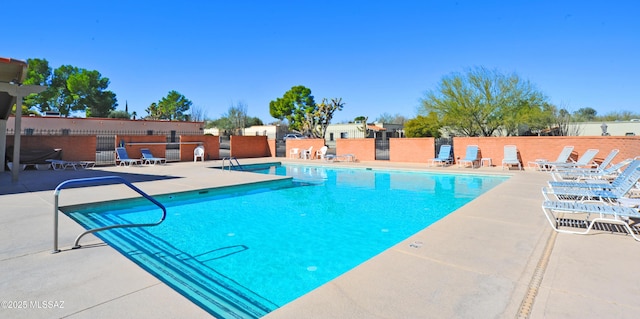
[52,176,167,253]
[221,157,244,171]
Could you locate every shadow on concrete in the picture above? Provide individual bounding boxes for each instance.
[0,167,181,195]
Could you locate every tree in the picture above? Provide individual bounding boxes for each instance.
[420,66,547,136]
[404,113,442,138]
[573,107,597,121]
[23,59,117,117]
[376,112,407,124]
[269,85,316,132]
[148,90,192,120]
[209,102,263,134]
[108,110,131,119]
[145,102,161,120]
[303,97,345,139]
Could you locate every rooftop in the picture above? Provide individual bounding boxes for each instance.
[1,159,638,318]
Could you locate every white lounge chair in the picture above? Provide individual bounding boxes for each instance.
[141,148,166,165]
[528,146,574,171]
[542,164,640,203]
[542,199,640,241]
[549,159,640,190]
[115,147,142,166]
[429,144,452,167]
[551,150,622,181]
[549,149,599,171]
[458,145,480,168]
[501,145,522,170]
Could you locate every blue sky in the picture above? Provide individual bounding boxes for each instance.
[4,0,638,123]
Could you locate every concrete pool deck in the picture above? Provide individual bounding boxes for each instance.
[1,159,639,318]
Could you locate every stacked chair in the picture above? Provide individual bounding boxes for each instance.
[540,149,640,241]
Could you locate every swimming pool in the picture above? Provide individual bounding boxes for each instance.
[63,164,507,318]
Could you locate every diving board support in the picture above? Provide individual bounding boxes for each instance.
[52,176,167,253]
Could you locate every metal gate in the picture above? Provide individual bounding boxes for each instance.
[375,139,389,160]
[96,135,116,165]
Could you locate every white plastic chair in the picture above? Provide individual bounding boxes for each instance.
[194,145,205,162]
[289,148,300,159]
[315,146,328,160]
[301,146,313,160]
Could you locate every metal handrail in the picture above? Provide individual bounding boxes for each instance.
[221,157,244,171]
[53,176,166,253]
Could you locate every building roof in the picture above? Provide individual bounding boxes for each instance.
[0,57,28,120]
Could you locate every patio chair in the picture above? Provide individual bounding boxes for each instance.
[301,146,313,160]
[115,147,142,166]
[458,145,480,168]
[527,146,574,171]
[548,159,640,190]
[541,198,640,241]
[141,148,166,165]
[429,144,452,167]
[542,164,640,203]
[194,145,205,162]
[551,149,621,181]
[315,146,328,160]
[549,149,599,172]
[289,148,300,159]
[501,145,522,170]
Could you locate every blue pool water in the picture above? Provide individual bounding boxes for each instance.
[64,164,507,318]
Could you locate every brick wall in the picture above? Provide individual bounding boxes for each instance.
[389,138,435,163]
[6,135,96,161]
[180,135,219,161]
[115,135,167,159]
[452,136,640,168]
[285,139,326,159]
[230,136,271,158]
[336,139,376,162]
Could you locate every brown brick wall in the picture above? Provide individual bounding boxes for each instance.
[115,135,167,159]
[285,139,326,159]
[336,139,375,162]
[180,135,219,161]
[389,138,435,163]
[6,135,96,161]
[453,136,640,168]
[230,136,271,158]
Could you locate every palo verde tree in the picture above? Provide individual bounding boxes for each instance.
[303,97,345,139]
[269,85,316,132]
[23,58,118,117]
[404,112,442,137]
[420,66,547,136]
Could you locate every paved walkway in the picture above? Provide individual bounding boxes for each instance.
[1,159,639,318]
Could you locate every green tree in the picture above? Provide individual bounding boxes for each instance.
[404,113,442,137]
[420,66,547,136]
[151,90,192,120]
[573,107,597,121]
[269,85,316,132]
[23,60,117,117]
[304,97,345,139]
[107,110,131,119]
